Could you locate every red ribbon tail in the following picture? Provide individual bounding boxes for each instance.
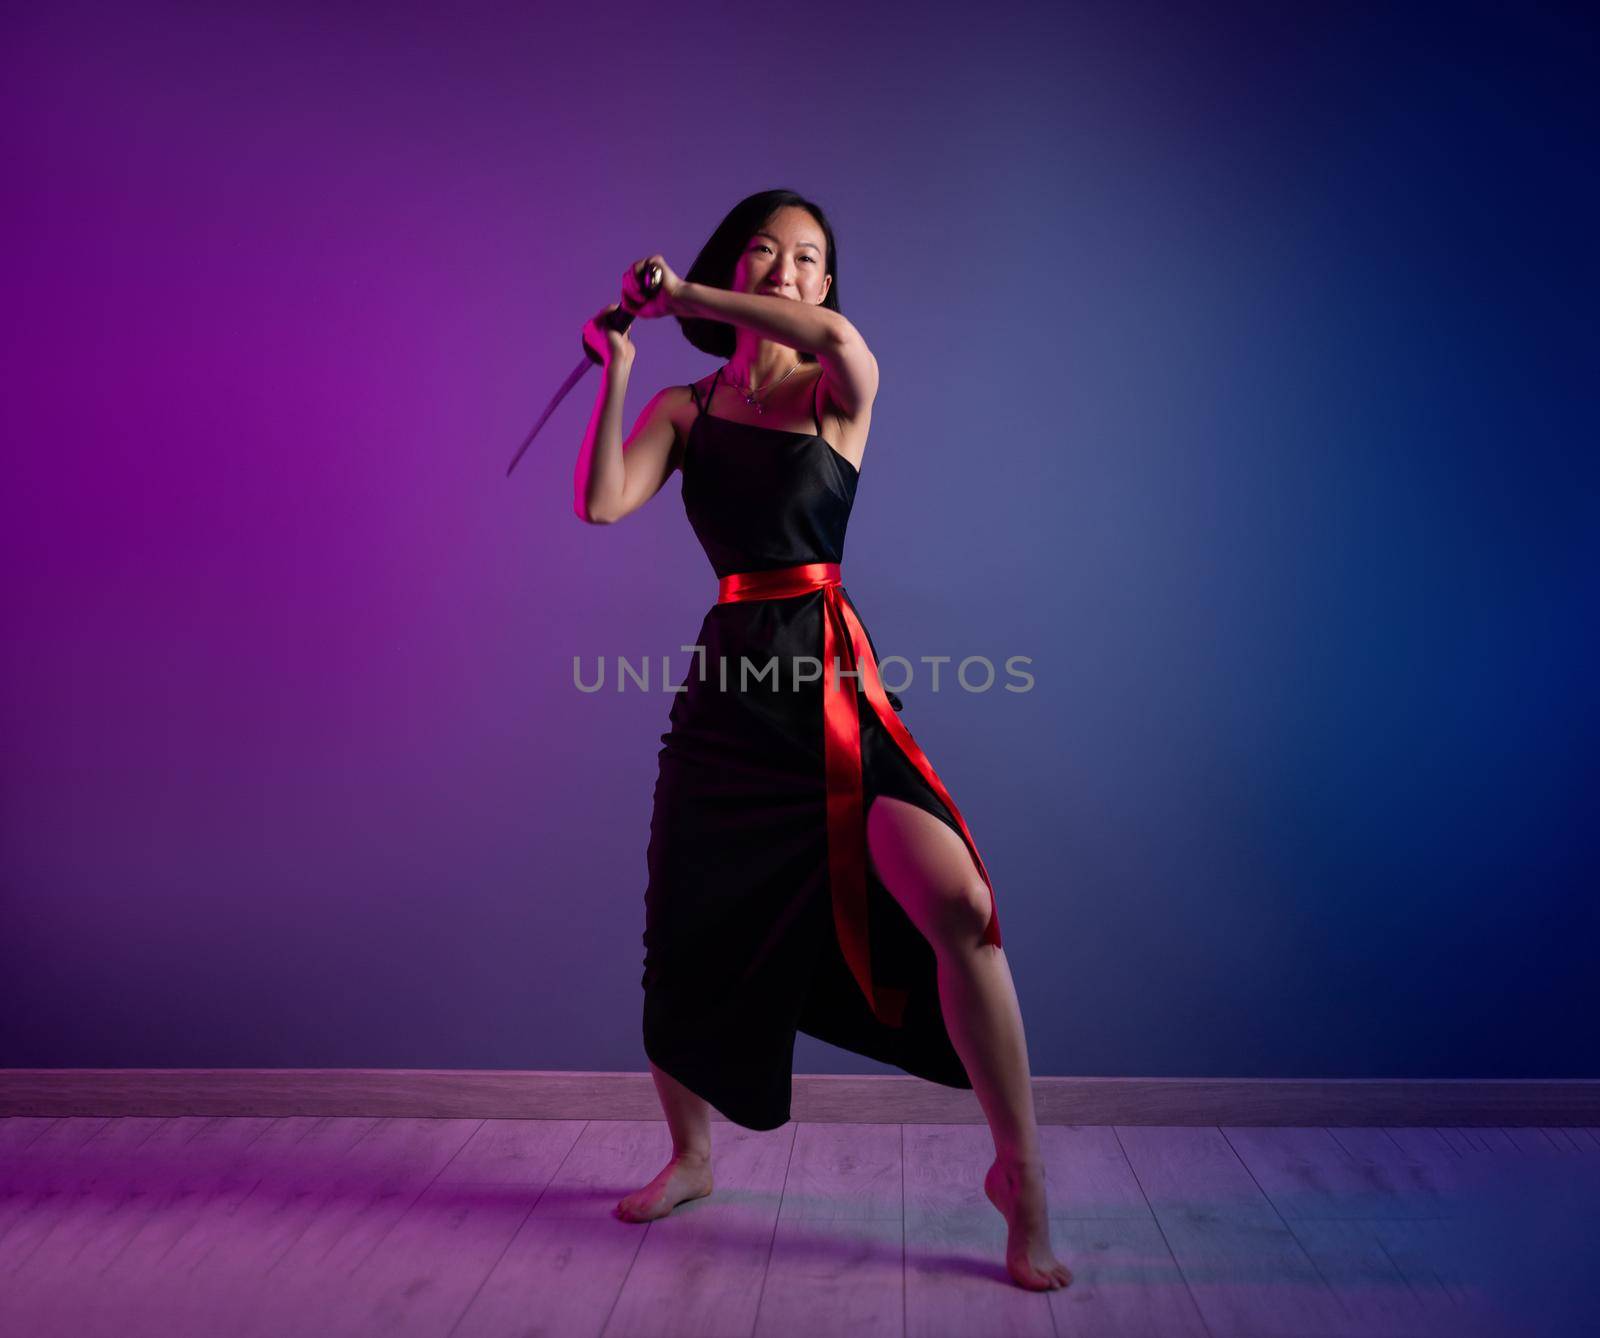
[820,587,999,1031]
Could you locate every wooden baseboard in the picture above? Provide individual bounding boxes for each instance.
[3,1070,1597,1124]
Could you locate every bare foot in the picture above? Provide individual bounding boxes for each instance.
[984,1157,1073,1291]
[615,1152,714,1223]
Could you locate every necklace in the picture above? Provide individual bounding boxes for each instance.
[721,360,802,415]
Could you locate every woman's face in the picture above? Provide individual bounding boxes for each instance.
[732,206,832,307]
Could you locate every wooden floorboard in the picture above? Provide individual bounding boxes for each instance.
[0,1117,1595,1337]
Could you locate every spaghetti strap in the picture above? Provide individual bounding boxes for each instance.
[691,367,723,420]
[811,368,824,436]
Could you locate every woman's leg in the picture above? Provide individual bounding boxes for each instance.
[865,793,1073,1291]
[615,1060,716,1222]
[650,1059,714,1162]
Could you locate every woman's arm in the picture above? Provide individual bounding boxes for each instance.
[817,327,878,419]
[573,353,634,523]
[575,354,683,526]
[670,282,846,353]
[669,282,878,416]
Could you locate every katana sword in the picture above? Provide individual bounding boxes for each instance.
[505,261,664,478]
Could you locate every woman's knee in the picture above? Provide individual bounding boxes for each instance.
[932,877,995,942]
[866,794,993,943]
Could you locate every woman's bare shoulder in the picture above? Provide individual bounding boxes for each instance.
[663,380,704,435]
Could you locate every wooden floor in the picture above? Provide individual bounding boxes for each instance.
[1,1116,1596,1338]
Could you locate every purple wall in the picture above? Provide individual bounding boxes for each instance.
[4,1,1596,1078]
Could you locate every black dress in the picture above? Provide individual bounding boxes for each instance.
[640,365,1003,1131]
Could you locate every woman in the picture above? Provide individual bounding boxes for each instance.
[575,189,1070,1292]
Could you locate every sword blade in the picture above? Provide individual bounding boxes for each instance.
[506,355,592,477]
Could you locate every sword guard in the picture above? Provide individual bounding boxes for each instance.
[585,262,664,365]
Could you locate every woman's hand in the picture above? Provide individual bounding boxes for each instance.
[619,254,684,320]
[582,303,634,369]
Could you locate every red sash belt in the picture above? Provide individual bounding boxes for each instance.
[716,561,1002,1028]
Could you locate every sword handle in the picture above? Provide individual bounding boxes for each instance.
[584,261,664,365]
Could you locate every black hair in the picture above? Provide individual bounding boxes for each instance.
[675,189,840,365]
